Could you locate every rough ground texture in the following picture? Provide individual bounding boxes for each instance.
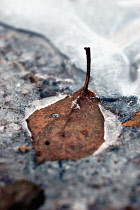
[0,24,140,210]
[0,180,45,210]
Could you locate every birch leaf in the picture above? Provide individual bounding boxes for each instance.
[27,48,104,163]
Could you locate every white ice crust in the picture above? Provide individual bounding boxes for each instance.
[0,0,140,98]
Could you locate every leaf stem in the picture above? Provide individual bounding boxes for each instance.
[83,47,91,93]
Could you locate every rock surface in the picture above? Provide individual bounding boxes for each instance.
[0,180,45,210]
[0,24,140,210]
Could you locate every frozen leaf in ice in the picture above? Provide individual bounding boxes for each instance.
[122,112,140,127]
[27,48,104,163]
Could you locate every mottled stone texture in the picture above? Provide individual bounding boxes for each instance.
[0,180,45,210]
[0,24,140,210]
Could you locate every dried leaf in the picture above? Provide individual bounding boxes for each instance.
[122,112,140,127]
[18,145,28,153]
[0,180,45,210]
[27,48,104,163]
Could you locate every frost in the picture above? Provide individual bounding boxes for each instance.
[16,83,21,87]
[100,106,122,145]
[0,126,4,133]
[52,113,59,118]
[5,123,21,136]
[94,105,122,156]
[71,97,81,110]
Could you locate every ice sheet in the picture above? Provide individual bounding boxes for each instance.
[0,0,140,97]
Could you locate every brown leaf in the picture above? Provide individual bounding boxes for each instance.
[0,180,45,210]
[27,48,104,163]
[18,145,28,153]
[122,112,140,127]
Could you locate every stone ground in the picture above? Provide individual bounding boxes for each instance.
[0,24,140,210]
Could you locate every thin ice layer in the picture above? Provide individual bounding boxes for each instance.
[0,0,140,97]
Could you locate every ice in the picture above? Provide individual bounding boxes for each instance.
[0,0,140,97]
[0,126,4,133]
[93,105,122,156]
[100,105,122,145]
[52,113,59,118]
[25,93,67,120]
[24,93,67,136]
[25,95,122,156]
